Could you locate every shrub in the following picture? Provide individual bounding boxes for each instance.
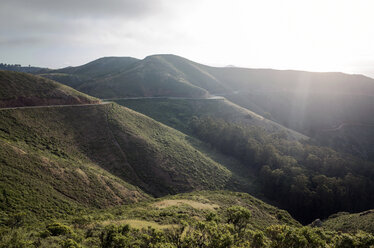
[226,206,251,231]
[46,222,73,236]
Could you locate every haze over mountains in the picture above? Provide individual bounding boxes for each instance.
[1,56,374,247]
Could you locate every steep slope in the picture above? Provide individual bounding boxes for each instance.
[114,98,307,140]
[0,70,99,107]
[0,105,150,221]
[201,66,374,160]
[0,103,243,201]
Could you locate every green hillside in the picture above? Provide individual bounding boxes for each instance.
[113,98,374,224]
[0,105,152,221]
[0,103,246,201]
[0,70,99,107]
[322,210,374,234]
[40,57,139,89]
[42,55,209,98]
[40,54,374,161]
[113,98,307,140]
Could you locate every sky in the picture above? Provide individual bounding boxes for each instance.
[1,0,374,77]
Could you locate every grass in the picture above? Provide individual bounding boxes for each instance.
[101,219,178,230]
[153,199,219,210]
[41,55,209,99]
[0,102,251,222]
[113,98,306,140]
[0,70,99,107]
[322,210,374,234]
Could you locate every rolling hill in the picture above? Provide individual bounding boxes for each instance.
[41,56,209,98]
[39,54,374,161]
[0,72,239,221]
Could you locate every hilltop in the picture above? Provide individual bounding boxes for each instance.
[41,56,209,98]
[0,70,99,107]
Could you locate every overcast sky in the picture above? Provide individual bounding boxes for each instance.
[1,0,374,77]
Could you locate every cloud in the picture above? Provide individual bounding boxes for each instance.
[1,0,163,19]
[0,0,168,49]
[1,0,373,76]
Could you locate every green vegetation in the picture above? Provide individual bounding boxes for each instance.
[189,117,374,223]
[0,102,249,215]
[113,98,306,139]
[115,98,374,223]
[0,70,99,107]
[42,56,209,98]
[322,210,374,234]
[1,191,373,247]
[2,59,374,246]
[40,54,374,160]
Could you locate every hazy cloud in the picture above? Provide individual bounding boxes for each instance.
[0,0,162,19]
[0,0,373,77]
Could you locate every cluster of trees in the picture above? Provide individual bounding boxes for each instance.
[0,63,43,73]
[0,63,22,68]
[190,117,374,223]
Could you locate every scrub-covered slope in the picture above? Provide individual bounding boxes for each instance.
[0,70,99,107]
[0,103,238,204]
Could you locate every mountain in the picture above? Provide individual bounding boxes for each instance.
[0,70,100,107]
[41,56,209,98]
[40,54,374,161]
[0,72,224,221]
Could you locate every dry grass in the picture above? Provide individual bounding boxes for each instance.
[101,219,178,230]
[153,199,219,210]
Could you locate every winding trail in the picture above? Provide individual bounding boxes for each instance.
[101,96,225,101]
[0,102,112,111]
[0,96,225,111]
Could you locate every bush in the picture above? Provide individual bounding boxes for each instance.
[46,222,73,236]
[62,238,81,248]
[226,206,251,231]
